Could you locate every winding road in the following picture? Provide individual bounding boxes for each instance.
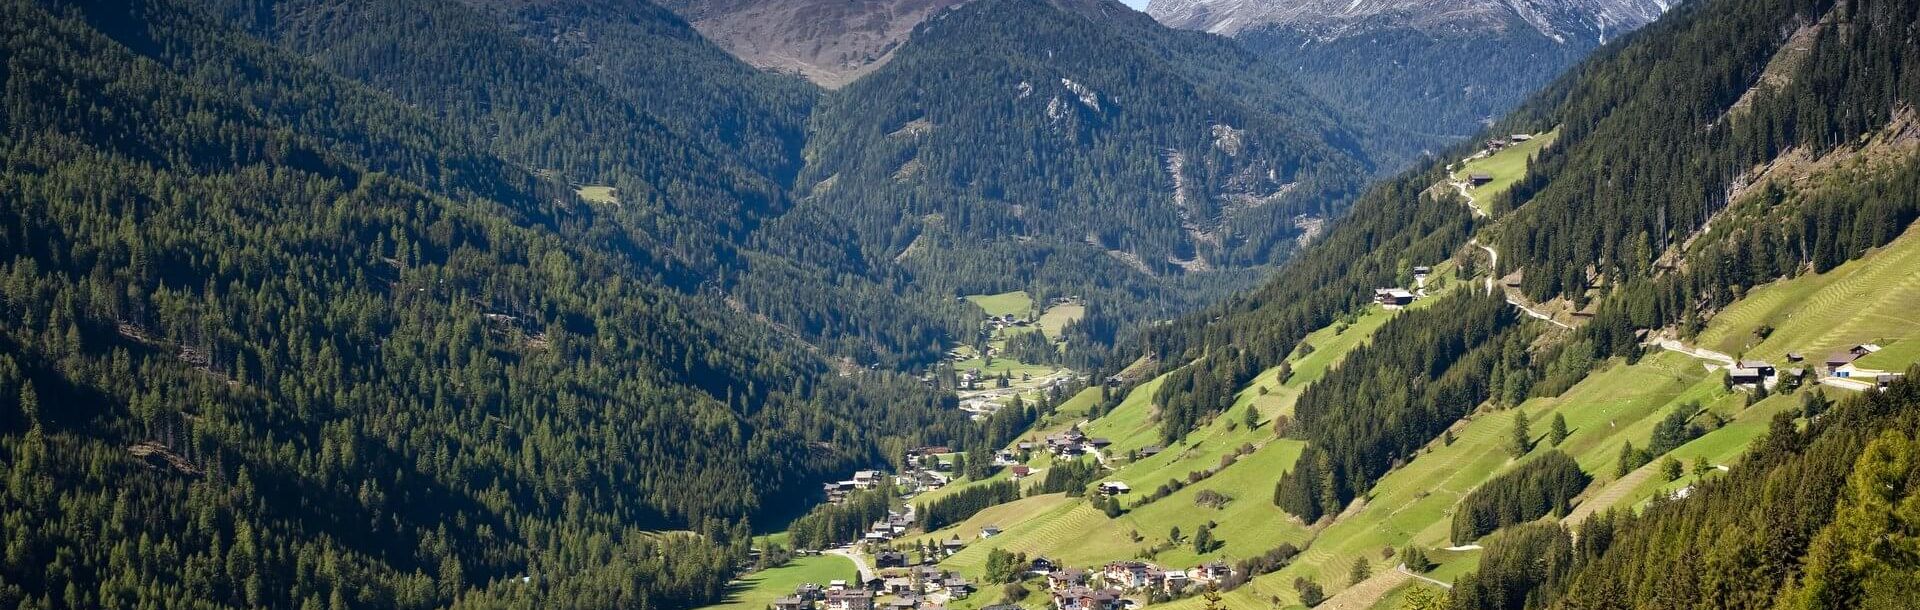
[825,547,875,583]
[1397,564,1454,590]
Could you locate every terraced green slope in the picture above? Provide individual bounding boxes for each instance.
[1696,222,1920,367]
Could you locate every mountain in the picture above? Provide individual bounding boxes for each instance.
[0,0,1010,606]
[1147,0,1666,40]
[1147,0,1671,145]
[758,0,1374,363]
[655,0,972,87]
[872,0,1916,607]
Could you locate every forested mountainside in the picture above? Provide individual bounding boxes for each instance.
[185,0,981,367]
[1114,0,1920,605]
[0,0,1012,607]
[770,0,1374,364]
[188,0,1387,370]
[1147,0,1670,148]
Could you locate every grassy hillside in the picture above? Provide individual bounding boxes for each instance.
[709,555,859,610]
[1452,130,1560,206]
[1695,222,1920,368]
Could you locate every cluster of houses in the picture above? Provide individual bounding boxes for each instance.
[1817,344,1904,388]
[823,470,891,503]
[1030,426,1110,459]
[1034,558,1235,610]
[773,561,980,610]
[1725,343,1905,391]
[861,510,920,544]
[1483,133,1534,153]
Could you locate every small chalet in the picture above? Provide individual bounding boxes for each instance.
[1727,366,1766,386]
[1048,568,1090,590]
[883,577,913,595]
[1468,173,1494,186]
[1739,360,1777,378]
[876,550,907,569]
[1010,465,1033,479]
[1030,557,1057,575]
[1096,481,1132,496]
[1374,288,1416,308]
[1160,570,1189,593]
[1785,352,1805,363]
[1188,561,1231,584]
[887,597,919,610]
[775,597,811,610]
[1137,446,1163,459]
[1089,437,1113,449]
[852,471,883,490]
[1877,374,1903,389]
[943,578,973,597]
[1826,351,1859,370]
[980,525,1002,539]
[1412,266,1432,276]
[942,536,965,554]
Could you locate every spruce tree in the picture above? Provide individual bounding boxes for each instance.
[1511,411,1533,457]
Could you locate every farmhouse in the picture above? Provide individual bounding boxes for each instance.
[876,550,908,569]
[1096,481,1132,496]
[1374,288,1416,308]
[1727,366,1767,386]
[1468,173,1493,186]
[1010,465,1032,479]
[852,470,883,489]
[1739,360,1776,378]
[775,597,811,610]
[1030,557,1057,574]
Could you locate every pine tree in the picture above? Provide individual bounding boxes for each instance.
[1510,411,1533,458]
[1549,413,1568,446]
[1349,557,1372,585]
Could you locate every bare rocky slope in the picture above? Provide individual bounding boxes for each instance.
[656,0,970,87]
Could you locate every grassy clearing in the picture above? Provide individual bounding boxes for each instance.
[1453,130,1560,206]
[903,493,1076,549]
[705,554,856,610]
[1114,439,1312,567]
[1696,223,1920,364]
[967,291,1035,318]
[575,185,618,204]
[952,356,1061,378]
[1853,338,1920,371]
[1037,303,1086,339]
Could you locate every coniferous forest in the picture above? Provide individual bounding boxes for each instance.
[3,0,1919,606]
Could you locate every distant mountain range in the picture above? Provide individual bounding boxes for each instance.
[1146,0,1668,41]
[1148,0,1672,145]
